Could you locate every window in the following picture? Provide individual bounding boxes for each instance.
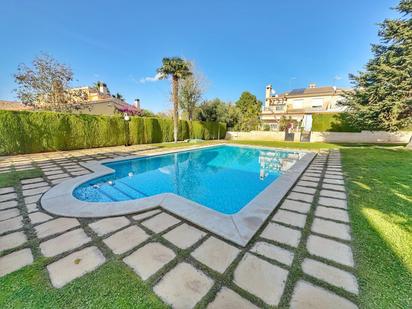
[311,97,323,110]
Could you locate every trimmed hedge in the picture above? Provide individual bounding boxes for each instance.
[312,113,360,132]
[0,111,226,155]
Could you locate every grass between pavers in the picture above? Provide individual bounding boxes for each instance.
[0,259,167,309]
[0,168,43,188]
[341,147,412,309]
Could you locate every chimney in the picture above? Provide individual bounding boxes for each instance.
[309,83,316,88]
[265,85,272,99]
[133,99,140,110]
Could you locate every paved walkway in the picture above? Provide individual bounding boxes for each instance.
[0,145,359,308]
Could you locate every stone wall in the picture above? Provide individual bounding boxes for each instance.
[225,130,412,144]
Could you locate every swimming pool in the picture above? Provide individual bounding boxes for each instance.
[73,145,303,214]
[41,144,314,246]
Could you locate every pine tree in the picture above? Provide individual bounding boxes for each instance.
[343,0,412,131]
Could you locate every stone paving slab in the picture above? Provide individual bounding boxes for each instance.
[0,248,33,277]
[261,222,301,248]
[141,213,180,233]
[318,196,347,209]
[0,216,23,234]
[288,192,315,203]
[234,253,288,306]
[322,183,346,192]
[250,241,294,266]
[290,280,357,309]
[302,258,358,294]
[315,206,349,223]
[311,217,351,241]
[272,209,307,228]
[163,223,206,249]
[154,262,213,308]
[0,231,27,251]
[297,180,318,188]
[35,218,80,239]
[323,178,345,185]
[292,186,317,195]
[132,209,162,221]
[0,187,14,195]
[103,226,149,254]
[123,242,175,280]
[307,235,354,267]
[29,211,53,225]
[207,287,259,309]
[40,228,91,257]
[192,237,240,273]
[22,186,50,197]
[280,199,311,214]
[24,194,42,204]
[26,203,39,213]
[21,182,49,190]
[0,208,20,221]
[320,189,347,200]
[0,200,18,210]
[47,246,106,288]
[0,193,17,202]
[89,217,130,236]
[20,177,44,184]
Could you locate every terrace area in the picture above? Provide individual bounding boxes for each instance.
[0,143,363,308]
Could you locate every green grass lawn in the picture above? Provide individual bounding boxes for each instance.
[0,259,167,309]
[0,168,43,188]
[341,147,412,308]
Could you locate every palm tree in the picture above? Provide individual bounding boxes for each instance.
[157,57,192,142]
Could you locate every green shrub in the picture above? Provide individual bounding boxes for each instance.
[312,113,360,132]
[0,111,227,155]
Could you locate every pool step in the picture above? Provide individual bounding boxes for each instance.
[97,184,130,201]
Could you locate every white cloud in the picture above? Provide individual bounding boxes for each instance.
[334,75,342,81]
[139,73,162,84]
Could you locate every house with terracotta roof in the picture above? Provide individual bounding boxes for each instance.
[261,83,349,131]
[0,100,33,111]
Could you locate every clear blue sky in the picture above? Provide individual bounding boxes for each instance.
[0,0,399,112]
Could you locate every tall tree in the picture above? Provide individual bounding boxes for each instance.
[157,57,192,142]
[14,54,85,112]
[343,0,412,131]
[179,63,204,120]
[235,91,262,131]
[195,98,239,129]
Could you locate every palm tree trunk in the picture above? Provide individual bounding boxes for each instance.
[172,76,179,143]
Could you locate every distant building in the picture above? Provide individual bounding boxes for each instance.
[71,82,140,116]
[0,100,33,111]
[1,82,141,116]
[261,83,348,130]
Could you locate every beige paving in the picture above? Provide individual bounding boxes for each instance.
[141,213,180,233]
[163,223,206,249]
[302,258,359,294]
[103,226,148,254]
[208,287,259,309]
[0,208,20,221]
[123,242,175,280]
[29,211,53,225]
[40,228,91,257]
[250,241,294,266]
[192,237,240,273]
[47,246,106,288]
[154,262,213,308]
[311,217,351,241]
[88,217,130,236]
[0,248,33,277]
[272,209,307,228]
[0,231,27,251]
[234,253,288,306]
[0,216,23,234]
[290,280,357,309]
[261,222,301,248]
[35,218,80,239]
[307,234,354,267]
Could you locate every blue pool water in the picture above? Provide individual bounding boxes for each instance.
[73,145,302,214]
